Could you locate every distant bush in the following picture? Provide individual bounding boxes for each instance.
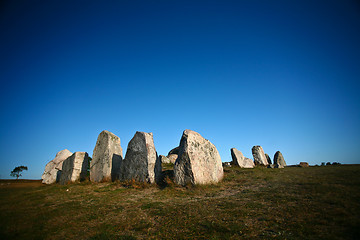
[321,162,325,166]
[332,162,341,165]
[326,162,331,166]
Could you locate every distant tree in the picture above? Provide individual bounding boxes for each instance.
[326,162,331,166]
[10,166,28,180]
[321,162,325,166]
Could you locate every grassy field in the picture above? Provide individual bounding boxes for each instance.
[1,165,359,240]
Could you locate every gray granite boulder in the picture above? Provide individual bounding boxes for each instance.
[265,153,272,165]
[121,132,162,184]
[174,130,224,185]
[167,154,178,164]
[252,146,269,166]
[274,151,286,168]
[59,152,89,184]
[90,130,123,182]
[42,149,73,184]
[230,148,254,168]
[159,155,170,164]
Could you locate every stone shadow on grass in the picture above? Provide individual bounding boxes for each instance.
[157,169,175,189]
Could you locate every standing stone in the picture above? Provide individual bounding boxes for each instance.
[59,152,89,185]
[168,146,180,155]
[90,130,123,182]
[252,146,269,166]
[121,132,162,184]
[299,162,309,167]
[230,148,254,168]
[265,153,272,165]
[159,155,170,164]
[174,130,224,185]
[42,149,73,184]
[244,158,254,165]
[167,154,178,164]
[273,151,286,168]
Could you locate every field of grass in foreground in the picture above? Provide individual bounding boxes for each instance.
[1,165,359,240]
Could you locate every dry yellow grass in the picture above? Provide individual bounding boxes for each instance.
[0,165,359,239]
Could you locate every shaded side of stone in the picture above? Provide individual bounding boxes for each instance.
[168,146,180,156]
[265,153,272,165]
[59,152,89,185]
[121,132,162,184]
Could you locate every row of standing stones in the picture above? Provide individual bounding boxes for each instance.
[41,129,286,186]
[42,129,224,186]
[229,146,286,169]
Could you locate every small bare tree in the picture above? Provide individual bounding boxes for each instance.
[10,166,28,180]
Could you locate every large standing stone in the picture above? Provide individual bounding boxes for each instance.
[174,130,224,185]
[42,149,73,184]
[273,151,286,168]
[265,153,272,165]
[90,130,123,182]
[121,132,162,184]
[252,146,269,166]
[230,148,254,168]
[59,152,89,184]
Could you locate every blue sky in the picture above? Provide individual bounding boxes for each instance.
[1,0,359,179]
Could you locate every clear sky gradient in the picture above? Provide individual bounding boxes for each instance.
[1,0,359,179]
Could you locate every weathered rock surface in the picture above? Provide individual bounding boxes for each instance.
[299,162,309,167]
[230,148,254,168]
[252,146,269,166]
[167,154,178,164]
[168,146,180,155]
[90,130,123,182]
[121,132,162,183]
[174,130,224,185]
[159,155,170,164]
[265,153,272,165]
[59,152,89,184]
[42,149,73,184]
[273,151,286,168]
[244,158,255,167]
